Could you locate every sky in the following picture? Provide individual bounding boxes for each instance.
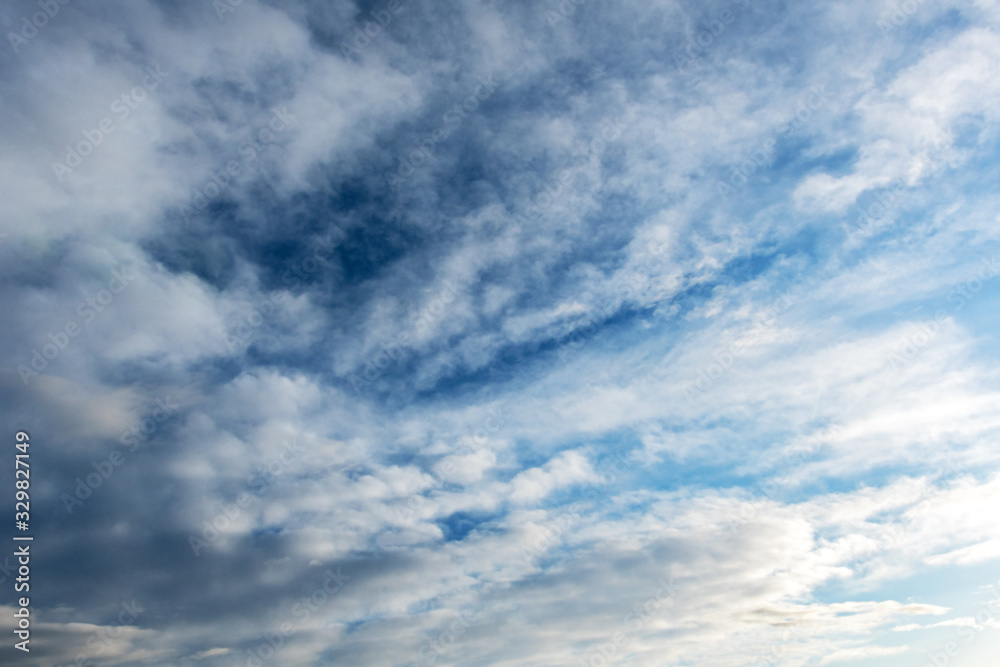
[1,0,1000,665]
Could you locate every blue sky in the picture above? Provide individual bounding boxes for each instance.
[2,0,1000,665]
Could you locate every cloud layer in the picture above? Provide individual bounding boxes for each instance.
[2,0,1000,665]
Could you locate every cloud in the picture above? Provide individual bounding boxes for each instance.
[3,0,1000,665]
